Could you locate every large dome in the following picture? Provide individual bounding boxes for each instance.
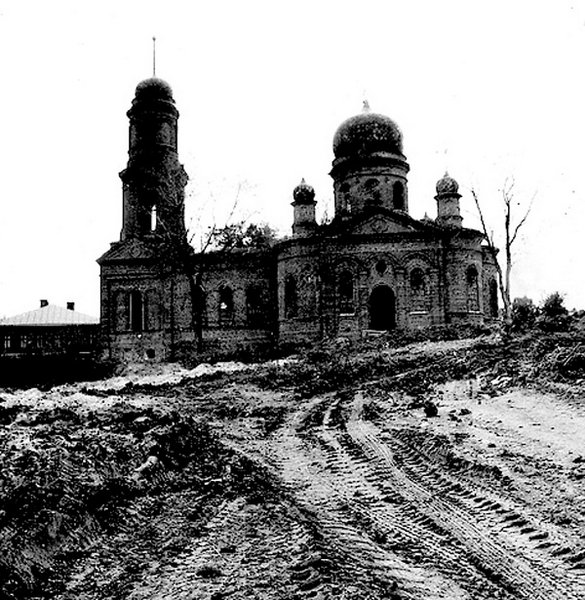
[134,77,174,101]
[333,109,403,159]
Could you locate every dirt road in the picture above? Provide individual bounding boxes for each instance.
[214,385,585,599]
[3,336,585,598]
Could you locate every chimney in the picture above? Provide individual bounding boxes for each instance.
[40,299,48,308]
[67,302,75,311]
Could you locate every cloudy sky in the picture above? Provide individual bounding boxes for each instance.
[0,0,584,317]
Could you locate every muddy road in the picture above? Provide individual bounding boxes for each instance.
[217,387,585,599]
[2,336,585,598]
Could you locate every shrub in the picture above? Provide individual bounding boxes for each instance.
[537,292,571,332]
[511,296,538,332]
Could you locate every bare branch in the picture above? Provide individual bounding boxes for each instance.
[224,183,242,226]
[471,189,497,257]
[471,187,509,321]
[509,193,535,247]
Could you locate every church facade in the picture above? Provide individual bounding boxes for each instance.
[98,78,499,361]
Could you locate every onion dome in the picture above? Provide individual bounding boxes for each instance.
[134,77,174,102]
[293,178,316,204]
[436,172,459,196]
[333,102,403,159]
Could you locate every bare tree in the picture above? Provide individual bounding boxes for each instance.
[152,181,244,355]
[471,178,533,330]
[152,180,276,356]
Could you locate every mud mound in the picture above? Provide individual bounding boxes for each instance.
[0,404,227,599]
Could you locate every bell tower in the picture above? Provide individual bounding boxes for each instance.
[120,78,188,241]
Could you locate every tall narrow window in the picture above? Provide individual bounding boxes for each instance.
[338,270,355,313]
[340,183,351,213]
[246,285,263,327]
[112,291,128,332]
[489,278,499,317]
[151,205,157,232]
[218,286,234,326]
[466,266,480,312]
[129,290,143,332]
[393,181,405,211]
[284,275,298,318]
[410,268,427,311]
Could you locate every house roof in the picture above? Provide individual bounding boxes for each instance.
[0,304,99,327]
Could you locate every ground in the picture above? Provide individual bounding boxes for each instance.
[1,334,585,599]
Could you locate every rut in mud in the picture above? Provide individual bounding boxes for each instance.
[228,388,585,599]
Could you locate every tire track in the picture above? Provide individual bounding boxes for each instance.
[345,392,584,599]
[385,428,585,570]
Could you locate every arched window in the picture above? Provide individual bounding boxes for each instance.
[393,181,405,211]
[112,290,128,332]
[246,285,263,327]
[218,286,234,326]
[340,183,351,213]
[338,270,355,313]
[489,278,499,317]
[284,275,298,318]
[364,178,381,205]
[129,290,143,332]
[466,266,480,312]
[410,267,427,311]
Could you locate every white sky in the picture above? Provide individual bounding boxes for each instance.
[0,0,584,318]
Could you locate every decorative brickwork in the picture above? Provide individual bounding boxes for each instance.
[98,78,499,361]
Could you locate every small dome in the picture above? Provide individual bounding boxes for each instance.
[134,77,174,101]
[436,172,459,195]
[293,178,315,204]
[333,108,403,159]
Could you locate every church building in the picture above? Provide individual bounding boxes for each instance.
[98,77,499,361]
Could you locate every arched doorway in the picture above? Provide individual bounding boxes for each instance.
[369,285,396,330]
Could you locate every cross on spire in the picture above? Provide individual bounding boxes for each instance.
[152,36,156,77]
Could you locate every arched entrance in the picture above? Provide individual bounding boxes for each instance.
[369,285,396,330]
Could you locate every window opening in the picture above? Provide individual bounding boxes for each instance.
[338,270,355,313]
[466,266,480,312]
[130,290,143,332]
[393,181,405,210]
[246,285,263,327]
[218,286,234,325]
[410,267,427,311]
[284,275,298,318]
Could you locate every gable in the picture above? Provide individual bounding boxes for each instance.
[350,214,421,235]
[97,239,156,264]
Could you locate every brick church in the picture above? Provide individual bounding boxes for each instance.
[98,77,499,361]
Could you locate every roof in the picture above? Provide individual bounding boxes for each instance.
[0,305,99,327]
[97,238,157,264]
